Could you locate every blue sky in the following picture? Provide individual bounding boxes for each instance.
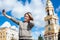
[0,0,60,40]
[51,0,60,25]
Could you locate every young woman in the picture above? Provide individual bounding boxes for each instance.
[2,9,34,40]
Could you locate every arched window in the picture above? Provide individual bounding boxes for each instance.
[48,20,50,24]
[47,10,50,15]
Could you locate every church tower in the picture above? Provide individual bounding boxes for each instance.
[44,0,59,40]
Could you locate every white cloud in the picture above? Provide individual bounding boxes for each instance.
[0,0,17,11]
[29,0,47,29]
[32,31,40,40]
[42,30,45,35]
[11,2,25,18]
[56,6,60,12]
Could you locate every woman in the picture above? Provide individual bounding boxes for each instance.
[2,9,34,40]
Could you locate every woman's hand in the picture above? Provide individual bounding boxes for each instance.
[2,9,6,16]
[2,9,19,25]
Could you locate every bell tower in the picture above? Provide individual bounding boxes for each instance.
[44,0,59,40]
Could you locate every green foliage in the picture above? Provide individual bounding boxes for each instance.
[38,34,43,40]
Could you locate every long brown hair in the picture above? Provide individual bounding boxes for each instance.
[24,12,33,21]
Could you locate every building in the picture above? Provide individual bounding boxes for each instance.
[58,28,60,40]
[0,27,18,40]
[44,0,59,40]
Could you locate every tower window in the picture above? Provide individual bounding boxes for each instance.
[47,10,50,15]
[48,20,50,24]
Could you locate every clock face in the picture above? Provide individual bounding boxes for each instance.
[48,26,53,31]
[48,26,51,31]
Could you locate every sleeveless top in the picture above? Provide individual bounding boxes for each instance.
[19,21,34,39]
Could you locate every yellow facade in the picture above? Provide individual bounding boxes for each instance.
[0,27,18,40]
[44,15,58,21]
[44,0,59,40]
[0,27,7,40]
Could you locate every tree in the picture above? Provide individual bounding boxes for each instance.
[38,34,43,40]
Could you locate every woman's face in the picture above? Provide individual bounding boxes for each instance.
[24,14,30,22]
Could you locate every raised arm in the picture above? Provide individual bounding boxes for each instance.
[2,9,19,25]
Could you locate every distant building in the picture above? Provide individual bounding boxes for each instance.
[0,27,18,40]
[44,0,59,40]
